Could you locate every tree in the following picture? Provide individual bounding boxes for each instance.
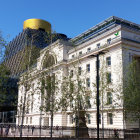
[38,45,61,137]
[39,71,60,137]
[18,31,60,137]
[123,59,140,129]
[0,64,18,111]
[59,62,92,137]
[17,30,43,136]
[0,31,18,124]
[91,55,118,137]
[0,32,17,109]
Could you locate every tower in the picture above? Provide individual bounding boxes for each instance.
[5,19,51,76]
[1,19,68,123]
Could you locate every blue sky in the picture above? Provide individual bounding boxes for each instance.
[0,0,140,42]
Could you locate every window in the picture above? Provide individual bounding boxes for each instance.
[79,51,82,55]
[43,117,49,126]
[30,117,32,124]
[86,114,91,124]
[107,113,113,125]
[86,64,90,72]
[43,54,55,69]
[26,117,28,124]
[107,38,111,44]
[78,67,82,75]
[72,55,75,58]
[87,48,91,52]
[107,92,112,105]
[70,70,73,77]
[70,114,74,124]
[106,57,111,66]
[106,72,111,83]
[31,94,33,112]
[86,96,91,108]
[78,80,82,89]
[70,83,74,93]
[70,102,73,109]
[97,43,100,48]
[86,78,90,87]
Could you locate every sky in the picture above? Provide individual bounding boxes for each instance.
[0,0,140,42]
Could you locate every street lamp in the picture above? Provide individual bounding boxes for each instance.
[88,51,106,140]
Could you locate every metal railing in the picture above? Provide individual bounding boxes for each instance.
[0,124,139,139]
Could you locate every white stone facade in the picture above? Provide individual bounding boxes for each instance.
[16,16,140,129]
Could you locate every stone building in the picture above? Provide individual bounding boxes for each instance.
[17,16,140,129]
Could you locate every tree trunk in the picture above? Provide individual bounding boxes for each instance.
[78,110,89,138]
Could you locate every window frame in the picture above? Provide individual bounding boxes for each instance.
[106,72,111,83]
[78,67,82,75]
[97,43,100,48]
[106,56,111,66]
[107,113,113,125]
[86,64,90,72]
[79,51,82,56]
[86,114,91,124]
[107,92,112,105]
[86,78,90,87]
[107,38,111,45]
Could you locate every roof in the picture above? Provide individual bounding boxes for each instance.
[70,16,140,46]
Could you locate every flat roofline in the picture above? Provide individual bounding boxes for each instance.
[70,16,140,44]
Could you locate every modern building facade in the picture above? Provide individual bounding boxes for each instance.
[5,19,68,77]
[16,16,140,129]
[1,19,68,124]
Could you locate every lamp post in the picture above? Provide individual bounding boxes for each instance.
[88,51,106,140]
[96,54,100,140]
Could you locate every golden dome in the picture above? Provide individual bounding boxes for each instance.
[23,19,51,33]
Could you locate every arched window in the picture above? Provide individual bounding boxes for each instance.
[42,54,55,69]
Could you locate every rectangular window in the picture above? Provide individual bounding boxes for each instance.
[107,92,112,104]
[79,51,82,55]
[31,94,33,112]
[70,83,74,93]
[107,38,111,44]
[87,48,91,52]
[26,117,28,124]
[70,102,73,109]
[78,67,82,75]
[86,96,91,108]
[97,43,100,48]
[86,64,90,72]
[70,70,73,77]
[43,117,49,126]
[70,114,74,124]
[86,114,91,124]
[86,78,90,87]
[106,72,111,83]
[78,80,82,89]
[30,117,32,124]
[106,57,111,66]
[107,113,113,125]
[72,55,75,58]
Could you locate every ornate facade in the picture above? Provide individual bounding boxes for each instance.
[17,16,140,129]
